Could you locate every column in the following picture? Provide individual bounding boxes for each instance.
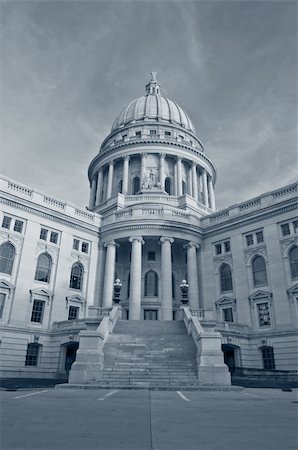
[95,169,103,206]
[129,236,144,320]
[106,161,114,199]
[89,176,97,209]
[176,157,182,196]
[160,237,174,320]
[93,244,106,307]
[159,153,165,190]
[122,156,130,195]
[202,169,209,207]
[140,153,147,185]
[192,163,198,201]
[102,241,117,308]
[185,242,200,310]
[208,177,216,211]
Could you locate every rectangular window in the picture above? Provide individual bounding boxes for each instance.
[13,220,24,233]
[256,231,264,244]
[30,300,45,323]
[281,223,290,236]
[73,239,80,251]
[150,130,157,136]
[40,228,48,240]
[245,234,254,246]
[50,232,58,244]
[215,244,222,255]
[135,131,141,137]
[223,307,233,323]
[0,293,5,318]
[68,306,79,320]
[293,220,298,233]
[262,347,275,370]
[257,302,271,327]
[2,216,11,229]
[148,251,156,261]
[81,242,89,254]
[25,343,40,366]
[224,241,231,252]
[165,131,171,136]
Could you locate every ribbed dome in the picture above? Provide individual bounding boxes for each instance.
[111,73,195,134]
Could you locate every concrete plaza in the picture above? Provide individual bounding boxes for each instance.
[1,388,297,450]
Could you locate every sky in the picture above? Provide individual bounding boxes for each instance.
[0,0,297,210]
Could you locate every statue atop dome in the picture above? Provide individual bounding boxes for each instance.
[146,71,160,95]
[150,71,157,82]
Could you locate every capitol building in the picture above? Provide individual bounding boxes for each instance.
[0,73,297,385]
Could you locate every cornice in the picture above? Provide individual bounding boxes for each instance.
[0,197,100,237]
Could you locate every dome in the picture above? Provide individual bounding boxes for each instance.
[111,72,195,134]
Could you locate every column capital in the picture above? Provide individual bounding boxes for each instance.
[159,152,166,159]
[160,237,174,244]
[176,156,183,162]
[191,161,197,168]
[103,240,119,248]
[108,160,114,166]
[183,241,200,250]
[129,236,145,245]
[123,155,130,162]
[141,153,147,159]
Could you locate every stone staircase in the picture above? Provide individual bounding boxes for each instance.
[98,320,199,388]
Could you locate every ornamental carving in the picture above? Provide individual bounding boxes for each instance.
[244,245,267,264]
[70,251,90,269]
[213,254,233,270]
[36,242,59,260]
[279,237,298,257]
[0,232,23,252]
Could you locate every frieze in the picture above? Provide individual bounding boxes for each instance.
[244,245,267,264]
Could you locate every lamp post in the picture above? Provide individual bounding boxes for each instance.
[180,279,189,304]
[113,279,122,304]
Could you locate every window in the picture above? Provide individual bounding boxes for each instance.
[246,234,253,246]
[25,343,40,366]
[148,251,156,261]
[0,242,15,275]
[1,216,11,229]
[118,179,123,194]
[69,263,83,290]
[252,255,268,287]
[50,232,58,244]
[165,131,171,136]
[135,131,141,137]
[40,228,48,240]
[224,241,231,252]
[257,302,271,327]
[281,223,290,236]
[150,130,157,136]
[182,180,186,194]
[73,239,80,251]
[68,306,79,320]
[261,346,275,370]
[133,177,140,195]
[145,271,158,296]
[35,253,52,283]
[30,300,45,323]
[223,307,233,322]
[220,264,233,292]
[256,231,264,244]
[215,244,222,255]
[165,177,171,195]
[293,220,298,233]
[289,247,298,279]
[13,220,23,233]
[0,293,5,318]
[81,242,89,254]
[214,240,230,255]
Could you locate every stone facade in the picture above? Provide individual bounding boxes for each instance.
[0,74,297,379]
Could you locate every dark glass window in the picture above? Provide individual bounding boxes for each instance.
[165,131,171,136]
[220,264,233,292]
[30,300,45,323]
[182,181,186,194]
[25,343,40,366]
[133,177,140,195]
[256,231,264,243]
[224,241,231,252]
[252,256,268,287]
[81,242,89,254]
[165,177,171,195]
[148,251,156,261]
[73,239,80,251]
[0,242,15,274]
[34,253,52,283]
[261,346,275,370]
[145,271,158,296]
[246,234,254,246]
[281,223,290,236]
[13,220,23,233]
[215,244,222,255]
[2,216,11,229]
[257,302,271,327]
[40,228,48,240]
[69,263,83,290]
[118,179,123,194]
[135,131,141,137]
[293,220,298,233]
[150,130,157,135]
[68,306,79,320]
[0,293,5,318]
[289,247,298,279]
[50,232,58,244]
[223,307,233,322]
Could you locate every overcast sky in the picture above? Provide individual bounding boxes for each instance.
[1,0,297,210]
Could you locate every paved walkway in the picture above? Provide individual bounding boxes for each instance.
[1,388,297,450]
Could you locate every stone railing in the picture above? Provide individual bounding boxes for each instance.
[51,319,87,331]
[7,181,33,197]
[272,184,298,199]
[43,196,66,210]
[239,199,261,211]
[74,208,95,221]
[190,309,215,320]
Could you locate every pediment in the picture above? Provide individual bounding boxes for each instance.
[66,295,86,304]
[249,290,272,301]
[287,283,298,295]
[0,279,15,291]
[30,288,52,297]
[215,297,236,306]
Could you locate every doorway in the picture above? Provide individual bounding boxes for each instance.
[222,344,240,374]
[144,309,158,320]
[64,342,79,372]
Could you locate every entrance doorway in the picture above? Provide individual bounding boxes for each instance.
[222,344,240,374]
[144,309,158,320]
[64,342,79,372]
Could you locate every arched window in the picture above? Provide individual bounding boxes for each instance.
[0,242,15,275]
[35,253,52,283]
[252,255,267,287]
[145,270,158,296]
[289,247,298,279]
[133,177,140,195]
[182,180,186,195]
[165,177,171,195]
[69,262,83,290]
[118,179,123,194]
[220,264,233,292]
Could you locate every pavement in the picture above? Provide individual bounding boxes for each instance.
[1,388,297,450]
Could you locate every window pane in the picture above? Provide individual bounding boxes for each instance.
[31,300,45,323]
[257,302,271,327]
[68,306,79,320]
[13,220,23,233]
[148,251,156,261]
[69,263,83,290]
[262,347,275,370]
[2,216,11,229]
[252,256,267,287]
[256,231,264,243]
[224,241,231,252]
[40,228,48,240]
[289,247,298,279]
[293,220,298,233]
[50,232,58,244]
[220,264,233,292]
[215,244,222,255]
[73,239,80,250]
[246,234,253,246]
[223,308,233,322]
[0,242,15,274]
[145,271,158,296]
[35,253,52,283]
[281,223,290,236]
[81,242,89,254]
[25,343,40,366]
